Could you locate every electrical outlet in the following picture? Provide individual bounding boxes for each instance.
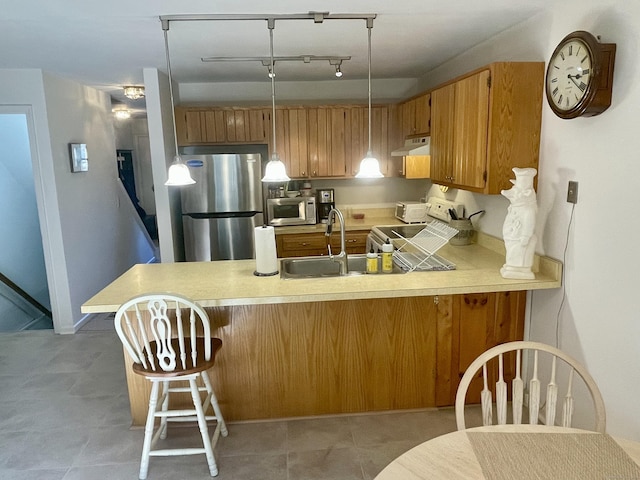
[567,181,578,204]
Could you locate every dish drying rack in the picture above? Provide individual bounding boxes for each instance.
[392,221,458,272]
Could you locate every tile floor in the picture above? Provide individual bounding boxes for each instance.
[0,315,481,480]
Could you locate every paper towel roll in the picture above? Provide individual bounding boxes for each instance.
[254,225,279,276]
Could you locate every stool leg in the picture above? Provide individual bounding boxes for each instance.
[201,371,228,437]
[139,380,160,480]
[159,380,169,440]
[189,377,218,477]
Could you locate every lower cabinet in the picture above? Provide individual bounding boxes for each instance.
[435,291,527,406]
[123,291,526,424]
[276,230,369,257]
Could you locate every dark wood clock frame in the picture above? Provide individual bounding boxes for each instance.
[545,30,616,119]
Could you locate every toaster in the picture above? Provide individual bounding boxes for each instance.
[395,201,429,223]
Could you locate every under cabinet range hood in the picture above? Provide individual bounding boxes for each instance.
[391,135,430,156]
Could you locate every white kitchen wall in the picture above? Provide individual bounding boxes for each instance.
[420,2,640,440]
[0,69,157,333]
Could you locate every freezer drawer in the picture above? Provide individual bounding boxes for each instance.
[183,213,264,261]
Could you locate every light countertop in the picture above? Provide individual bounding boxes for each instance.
[81,232,561,314]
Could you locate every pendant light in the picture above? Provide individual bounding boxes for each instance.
[162,22,195,187]
[261,19,290,183]
[355,18,384,179]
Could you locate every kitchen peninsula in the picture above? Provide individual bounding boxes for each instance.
[82,227,561,426]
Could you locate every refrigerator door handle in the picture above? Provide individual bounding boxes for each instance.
[186,211,262,219]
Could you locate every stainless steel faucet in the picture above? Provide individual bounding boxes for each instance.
[325,208,348,275]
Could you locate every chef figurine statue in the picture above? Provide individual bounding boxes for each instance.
[500,167,538,279]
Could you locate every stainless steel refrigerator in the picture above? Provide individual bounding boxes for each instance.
[180,152,264,261]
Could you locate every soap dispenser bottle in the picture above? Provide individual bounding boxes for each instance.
[381,239,394,273]
[366,247,379,274]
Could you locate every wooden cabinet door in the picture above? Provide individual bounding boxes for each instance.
[307,106,350,178]
[329,107,349,177]
[401,98,416,138]
[414,93,431,135]
[349,105,389,177]
[453,70,490,189]
[175,107,204,145]
[431,70,490,189]
[201,109,226,143]
[430,84,456,184]
[399,93,430,138]
[272,107,309,178]
[435,291,526,406]
[308,107,330,177]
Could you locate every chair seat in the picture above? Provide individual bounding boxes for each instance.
[132,337,222,377]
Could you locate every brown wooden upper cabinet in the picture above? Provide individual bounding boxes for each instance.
[430,62,544,194]
[267,107,309,179]
[399,92,431,138]
[175,106,269,145]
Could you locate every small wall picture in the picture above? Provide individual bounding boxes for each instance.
[69,143,88,172]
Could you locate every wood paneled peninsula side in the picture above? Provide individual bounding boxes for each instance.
[82,234,561,426]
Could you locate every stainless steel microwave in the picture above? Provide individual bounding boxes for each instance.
[267,197,317,226]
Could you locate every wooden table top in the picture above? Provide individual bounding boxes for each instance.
[375,425,640,480]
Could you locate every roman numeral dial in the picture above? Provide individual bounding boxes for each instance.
[546,38,592,111]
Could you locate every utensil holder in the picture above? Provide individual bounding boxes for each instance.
[449,219,474,245]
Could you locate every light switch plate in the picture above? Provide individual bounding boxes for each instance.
[427,197,465,222]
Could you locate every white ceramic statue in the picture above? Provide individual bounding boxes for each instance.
[500,167,538,279]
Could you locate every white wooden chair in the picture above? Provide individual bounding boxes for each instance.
[115,293,228,479]
[455,341,606,433]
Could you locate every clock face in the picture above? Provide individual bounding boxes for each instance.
[546,38,593,112]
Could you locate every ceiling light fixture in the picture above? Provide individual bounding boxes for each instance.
[355,18,384,179]
[203,55,351,78]
[267,65,275,78]
[113,109,131,120]
[161,21,195,187]
[261,19,290,183]
[123,85,145,100]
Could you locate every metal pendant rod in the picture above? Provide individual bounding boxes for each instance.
[367,19,373,153]
[268,19,277,158]
[162,23,179,155]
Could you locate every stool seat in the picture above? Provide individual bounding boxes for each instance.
[115,294,228,480]
[132,338,222,377]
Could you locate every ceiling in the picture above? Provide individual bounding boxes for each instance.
[0,0,550,113]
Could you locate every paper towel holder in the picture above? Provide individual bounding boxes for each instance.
[254,224,279,277]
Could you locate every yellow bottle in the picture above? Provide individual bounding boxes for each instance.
[366,247,379,274]
[381,239,394,273]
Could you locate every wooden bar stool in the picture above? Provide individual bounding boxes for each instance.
[115,293,228,479]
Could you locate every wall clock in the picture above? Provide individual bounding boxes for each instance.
[545,30,616,119]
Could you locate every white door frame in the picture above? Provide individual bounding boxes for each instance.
[0,105,63,332]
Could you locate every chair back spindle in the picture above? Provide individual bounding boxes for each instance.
[455,341,606,433]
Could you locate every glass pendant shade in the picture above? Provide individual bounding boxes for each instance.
[165,156,195,186]
[355,150,384,178]
[261,153,290,183]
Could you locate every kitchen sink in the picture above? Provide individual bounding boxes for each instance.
[280,254,405,279]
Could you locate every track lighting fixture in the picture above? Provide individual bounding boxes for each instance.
[335,65,342,77]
